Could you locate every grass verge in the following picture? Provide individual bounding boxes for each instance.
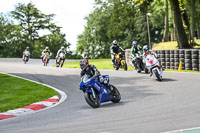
[152,39,200,50]
[0,73,58,112]
[63,59,134,70]
[63,59,200,73]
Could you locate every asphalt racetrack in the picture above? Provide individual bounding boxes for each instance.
[0,59,200,133]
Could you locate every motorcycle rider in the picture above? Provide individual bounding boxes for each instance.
[131,41,143,68]
[41,46,51,63]
[110,40,125,66]
[80,59,113,93]
[22,46,30,60]
[56,46,66,64]
[143,45,161,76]
[143,45,157,58]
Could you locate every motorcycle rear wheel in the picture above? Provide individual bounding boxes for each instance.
[84,92,100,108]
[110,85,121,103]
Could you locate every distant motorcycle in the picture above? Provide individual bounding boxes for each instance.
[113,51,128,71]
[145,54,163,81]
[80,75,121,108]
[23,51,30,64]
[131,52,148,73]
[56,53,65,68]
[42,53,50,66]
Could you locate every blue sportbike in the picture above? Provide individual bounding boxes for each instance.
[80,75,121,108]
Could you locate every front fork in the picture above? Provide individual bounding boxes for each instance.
[91,88,96,99]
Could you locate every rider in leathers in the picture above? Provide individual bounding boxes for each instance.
[56,46,66,64]
[80,59,113,93]
[41,46,51,63]
[110,40,125,66]
[131,41,143,68]
[23,46,30,60]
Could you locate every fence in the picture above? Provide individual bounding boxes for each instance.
[125,49,200,71]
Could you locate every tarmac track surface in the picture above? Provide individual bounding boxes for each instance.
[0,59,200,133]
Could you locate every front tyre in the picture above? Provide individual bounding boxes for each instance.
[123,61,127,71]
[110,85,121,103]
[154,69,162,81]
[84,92,100,108]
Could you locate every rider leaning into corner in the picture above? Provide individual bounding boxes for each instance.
[143,45,163,76]
[22,46,30,59]
[80,59,113,93]
[41,46,51,62]
[110,40,125,66]
[56,46,66,63]
[131,41,143,65]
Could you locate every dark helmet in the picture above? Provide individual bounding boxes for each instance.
[80,59,89,70]
[132,41,137,47]
[113,40,118,46]
[143,45,150,53]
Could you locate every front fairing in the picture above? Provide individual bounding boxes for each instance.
[145,54,159,69]
[79,75,112,102]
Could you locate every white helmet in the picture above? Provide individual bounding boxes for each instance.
[113,40,118,46]
[61,46,65,50]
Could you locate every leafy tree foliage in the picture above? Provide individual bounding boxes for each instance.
[0,2,71,58]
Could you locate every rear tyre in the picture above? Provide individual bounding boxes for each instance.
[110,85,121,103]
[84,92,100,108]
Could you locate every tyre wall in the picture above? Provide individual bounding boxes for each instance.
[125,49,200,71]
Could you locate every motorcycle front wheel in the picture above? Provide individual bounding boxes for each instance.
[123,61,128,71]
[84,92,100,108]
[110,85,121,103]
[60,60,64,68]
[154,69,162,81]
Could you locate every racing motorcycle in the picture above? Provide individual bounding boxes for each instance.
[23,51,30,64]
[56,53,65,68]
[42,53,50,66]
[113,51,128,71]
[80,75,121,108]
[145,54,163,81]
[131,52,148,73]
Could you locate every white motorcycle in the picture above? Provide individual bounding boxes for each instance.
[145,54,163,81]
[56,53,65,68]
[23,51,30,64]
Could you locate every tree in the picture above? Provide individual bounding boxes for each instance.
[169,0,191,48]
[162,0,169,42]
[11,2,56,49]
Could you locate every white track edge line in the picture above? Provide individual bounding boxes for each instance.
[0,72,67,116]
[161,126,200,133]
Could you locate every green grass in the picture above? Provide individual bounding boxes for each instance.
[152,39,200,50]
[63,59,200,73]
[0,73,58,112]
[63,59,134,70]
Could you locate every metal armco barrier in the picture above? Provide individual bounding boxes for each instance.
[125,49,200,71]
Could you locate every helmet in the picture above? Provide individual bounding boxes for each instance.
[45,46,49,50]
[80,59,89,70]
[61,46,65,50]
[26,46,29,50]
[132,41,137,47]
[113,40,118,46]
[143,45,150,53]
